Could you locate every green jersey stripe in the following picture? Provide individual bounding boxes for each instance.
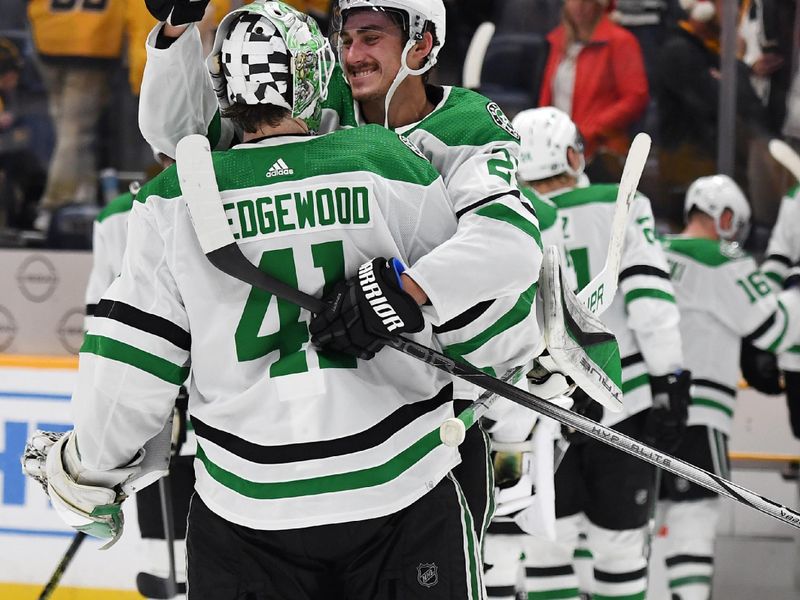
[552,183,619,208]
[574,548,593,559]
[442,282,538,363]
[195,426,446,500]
[669,575,713,588]
[764,271,784,286]
[527,588,582,599]
[80,334,188,386]
[692,397,734,418]
[207,110,222,150]
[789,345,800,354]
[97,192,134,223]
[767,301,790,353]
[451,474,482,599]
[622,373,650,394]
[624,288,676,304]
[593,593,646,600]
[475,203,543,249]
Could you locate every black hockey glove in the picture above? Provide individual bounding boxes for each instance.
[643,370,691,452]
[309,258,424,360]
[561,387,604,445]
[784,266,800,290]
[785,371,800,440]
[740,341,782,395]
[146,0,210,26]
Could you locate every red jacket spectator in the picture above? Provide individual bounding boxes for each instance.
[539,14,649,158]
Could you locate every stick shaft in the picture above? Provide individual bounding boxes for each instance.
[39,532,86,600]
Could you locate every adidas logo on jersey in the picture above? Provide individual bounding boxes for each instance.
[266,159,293,178]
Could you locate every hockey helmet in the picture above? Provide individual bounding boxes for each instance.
[512,107,585,182]
[333,0,446,127]
[684,174,751,241]
[207,1,335,125]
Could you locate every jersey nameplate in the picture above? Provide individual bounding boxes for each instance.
[223,183,374,242]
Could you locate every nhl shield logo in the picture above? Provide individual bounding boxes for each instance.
[417,563,439,588]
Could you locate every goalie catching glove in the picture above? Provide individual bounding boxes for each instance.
[145,0,210,26]
[309,258,424,359]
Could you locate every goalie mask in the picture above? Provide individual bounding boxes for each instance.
[208,1,334,126]
[684,174,751,242]
[512,107,585,182]
[333,0,446,126]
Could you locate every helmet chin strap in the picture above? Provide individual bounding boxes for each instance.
[382,38,433,128]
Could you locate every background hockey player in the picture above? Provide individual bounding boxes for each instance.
[22,3,542,597]
[761,181,800,438]
[84,152,195,599]
[507,107,690,600]
[659,175,800,600]
[136,0,545,544]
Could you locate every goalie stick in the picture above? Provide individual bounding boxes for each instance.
[576,132,650,315]
[769,138,800,183]
[441,133,652,441]
[176,134,800,531]
[38,532,86,600]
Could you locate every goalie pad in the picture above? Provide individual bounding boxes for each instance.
[539,245,623,412]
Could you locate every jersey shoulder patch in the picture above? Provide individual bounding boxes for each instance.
[661,236,749,267]
[410,86,520,147]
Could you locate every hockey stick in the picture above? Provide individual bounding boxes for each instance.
[176,134,800,531]
[38,531,86,600]
[576,132,651,315]
[769,138,800,183]
[136,476,185,599]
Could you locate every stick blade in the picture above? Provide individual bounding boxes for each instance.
[769,138,800,183]
[136,572,186,599]
[176,134,236,255]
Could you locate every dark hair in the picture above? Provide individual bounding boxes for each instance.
[220,103,292,133]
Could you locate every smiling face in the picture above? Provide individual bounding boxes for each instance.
[338,9,407,105]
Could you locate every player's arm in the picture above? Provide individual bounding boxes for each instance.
[621,195,689,450]
[763,187,800,289]
[139,18,236,157]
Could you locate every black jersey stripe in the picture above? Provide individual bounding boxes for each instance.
[621,352,644,368]
[455,190,522,219]
[665,554,714,567]
[433,300,495,334]
[619,265,671,282]
[594,567,648,583]
[486,519,524,535]
[764,253,792,267]
[486,585,516,596]
[526,565,575,577]
[743,312,777,344]
[85,303,97,317]
[192,383,453,464]
[693,378,736,397]
[94,299,191,350]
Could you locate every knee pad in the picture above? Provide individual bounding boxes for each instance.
[586,521,646,564]
[484,533,525,588]
[664,498,720,556]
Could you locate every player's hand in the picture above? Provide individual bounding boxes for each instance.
[309,258,424,360]
[22,430,138,547]
[643,370,691,452]
[145,0,210,26]
[561,386,603,444]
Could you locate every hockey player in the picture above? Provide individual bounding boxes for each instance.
[761,182,800,438]
[502,107,690,600]
[137,0,543,542]
[660,175,800,600]
[22,3,542,597]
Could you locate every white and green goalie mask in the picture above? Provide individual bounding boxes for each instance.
[208,1,335,128]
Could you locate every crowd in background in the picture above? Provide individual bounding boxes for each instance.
[0,0,797,247]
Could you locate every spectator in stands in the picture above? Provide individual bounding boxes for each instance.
[656,0,771,227]
[0,38,45,230]
[27,0,125,231]
[539,0,649,182]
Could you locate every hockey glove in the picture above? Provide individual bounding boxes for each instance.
[560,386,603,444]
[643,370,691,452]
[740,341,782,395]
[784,266,800,290]
[22,430,143,547]
[309,258,424,360]
[145,0,210,26]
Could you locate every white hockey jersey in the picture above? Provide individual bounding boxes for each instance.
[552,184,683,427]
[138,24,544,396]
[763,184,800,371]
[74,126,541,531]
[661,235,800,434]
[84,191,134,329]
